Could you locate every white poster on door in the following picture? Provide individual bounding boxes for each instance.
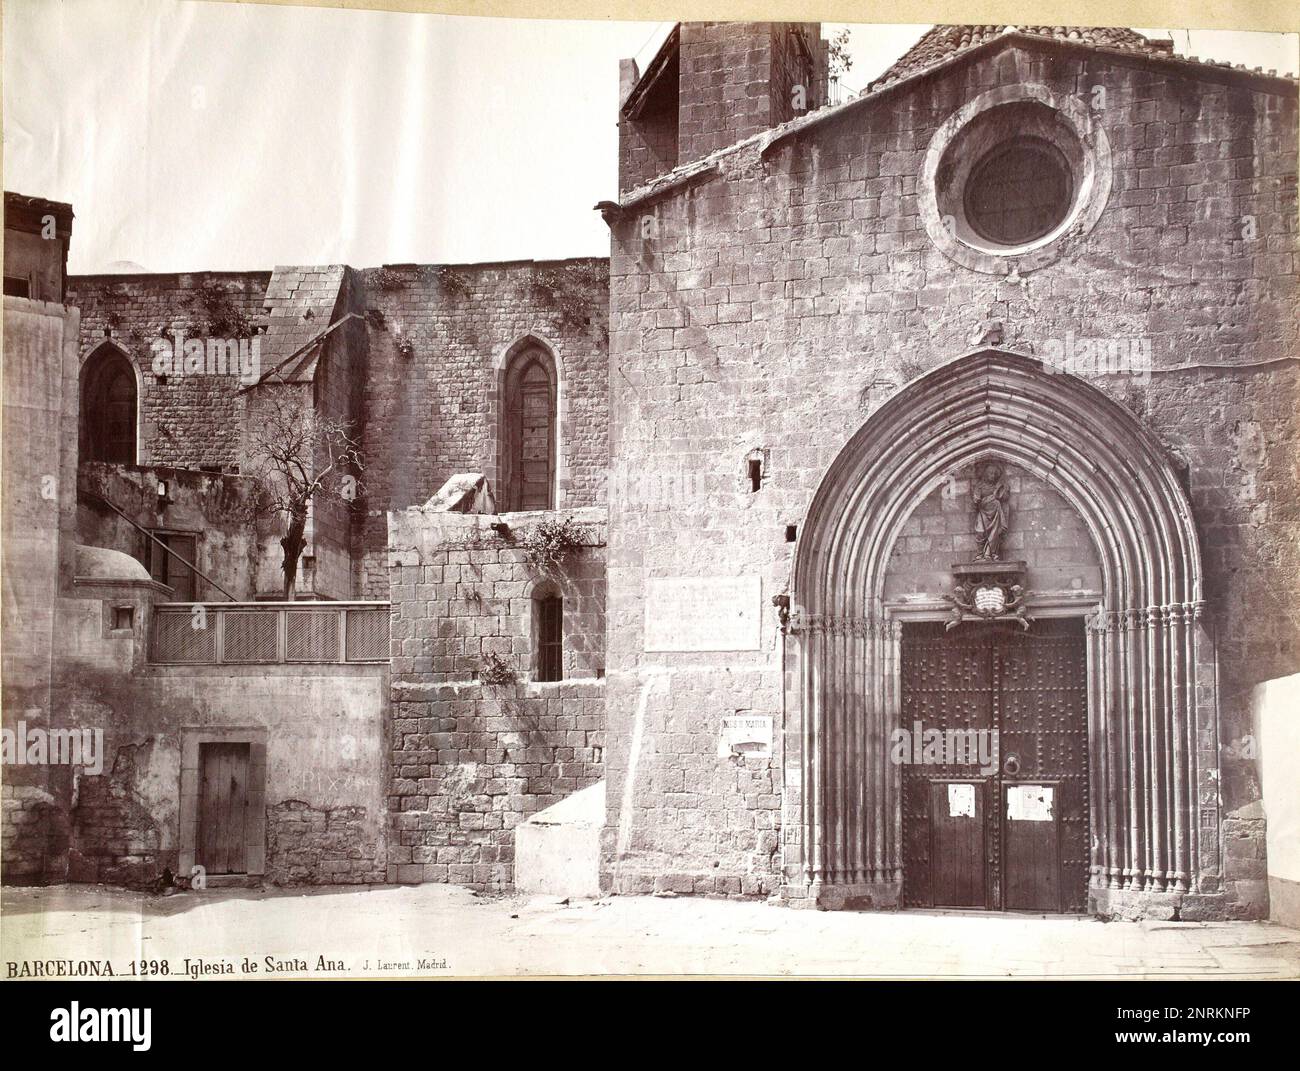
[947,783,976,818]
[1006,784,1054,822]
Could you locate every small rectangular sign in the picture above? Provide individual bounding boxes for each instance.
[718,715,772,758]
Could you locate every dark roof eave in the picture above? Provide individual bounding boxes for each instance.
[4,190,74,219]
[621,24,681,120]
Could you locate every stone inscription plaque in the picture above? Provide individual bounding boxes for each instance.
[717,715,772,758]
[644,575,762,652]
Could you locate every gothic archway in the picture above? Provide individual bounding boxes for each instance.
[80,342,140,464]
[492,335,559,512]
[788,348,1212,914]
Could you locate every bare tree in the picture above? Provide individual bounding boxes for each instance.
[243,390,363,599]
[828,27,853,80]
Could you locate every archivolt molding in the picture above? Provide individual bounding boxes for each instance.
[789,348,1210,907]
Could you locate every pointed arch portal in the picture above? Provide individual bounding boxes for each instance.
[788,349,1217,914]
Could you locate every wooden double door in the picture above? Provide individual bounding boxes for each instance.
[900,618,1089,912]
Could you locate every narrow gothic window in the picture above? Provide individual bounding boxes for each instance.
[81,346,137,464]
[503,347,556,511]
[534,595,562,682]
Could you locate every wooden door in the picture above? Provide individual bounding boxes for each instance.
[901,628,994,907]
[149,532,197,602]
[929,781,985,907]
[901,619,1088,912]
[197,742,251,875]
[999,626,1090,911]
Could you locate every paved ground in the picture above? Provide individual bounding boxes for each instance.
[3,884,1299,979]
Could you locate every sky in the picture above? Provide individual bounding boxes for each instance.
[3,0,1296,275]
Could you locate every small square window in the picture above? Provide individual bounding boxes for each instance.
[112,606,134,631]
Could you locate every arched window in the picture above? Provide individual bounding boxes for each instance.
[81,345,137,464]
[533,592,563,682]
[502,345,556,512]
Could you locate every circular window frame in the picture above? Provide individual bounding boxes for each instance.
[963,136,1075,246]
[920,84,1111,275]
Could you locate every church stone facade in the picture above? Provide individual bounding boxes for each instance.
[2,23,1297,923]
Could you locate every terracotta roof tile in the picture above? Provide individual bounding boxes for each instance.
[869,25,1173,90]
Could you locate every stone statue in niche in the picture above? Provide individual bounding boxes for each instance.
[971,460,1010,561]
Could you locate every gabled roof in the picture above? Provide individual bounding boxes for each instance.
[764,26,1297,159]
[606,25,1297,214]
[869,25,1173,91]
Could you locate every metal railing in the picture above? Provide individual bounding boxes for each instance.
[150,601,390,665]
[827,77,859,107]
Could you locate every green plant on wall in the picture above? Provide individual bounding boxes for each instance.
[521,516,588,574]
[435,267,473,299]
[192,281,255,338]
[478,651,517,686]
[530,262,605,330]
[371,267,406,291]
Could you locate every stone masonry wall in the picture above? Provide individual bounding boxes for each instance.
[604,43,1298,915]
[620,23,825,196]
[677,23,780,167]
[1,785,70,885]
[266,801,386,886]
[387,508,606,889]
[68,743,165,887]
[68,272,270,470]
[354,261,608,597]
